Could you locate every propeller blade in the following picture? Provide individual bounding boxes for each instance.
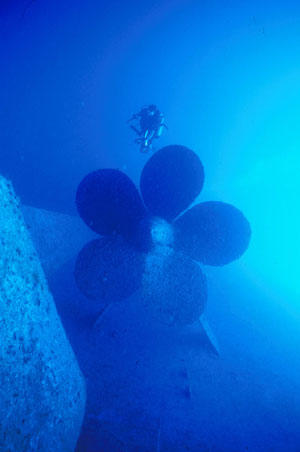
[76,169,146,237]
[174,201,251,266]
[74,236,144,302]
[142,250,207,326]
[140,145,204,221]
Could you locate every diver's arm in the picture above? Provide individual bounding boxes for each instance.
[130,125,141,135]
[127,113,139,123]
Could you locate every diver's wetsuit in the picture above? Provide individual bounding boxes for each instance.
[129,105,166,151]
[139,107,163,138]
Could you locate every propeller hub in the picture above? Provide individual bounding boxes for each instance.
[150,218,174,247]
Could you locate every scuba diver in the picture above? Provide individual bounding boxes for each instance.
[128,105,167,153]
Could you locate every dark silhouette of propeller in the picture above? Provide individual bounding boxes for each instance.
[75,145,251,325]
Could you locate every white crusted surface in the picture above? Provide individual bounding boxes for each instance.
[0,176,86,452]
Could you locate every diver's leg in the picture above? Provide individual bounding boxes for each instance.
[147,131,155,151]
[140,143,149,153]
[147,130,155,141]
[144,129,150,146]
[156,125,163,138]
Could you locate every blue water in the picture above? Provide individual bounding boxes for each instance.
[1,1,300,450]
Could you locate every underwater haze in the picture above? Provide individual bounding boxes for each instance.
[1,0,300,451]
